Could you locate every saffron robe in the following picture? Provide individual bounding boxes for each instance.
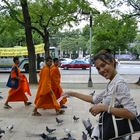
[7,64,31,102]
[50,65,67,105]
[34,65,60,109]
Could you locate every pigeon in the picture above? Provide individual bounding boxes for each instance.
[0,128,5,134]
[46,126,56,134]
[60,133,76,140]
[67,133,76,140]
[64,128,71,134]
[7,124,14,131]
[82,119,93,137]
[82,131,87,140]
[39,133,57,140]
[44,135,57,140]
[39,133,48,139]
[73,115,79,122]
[56,117,63,125]
[90,90,95,96]
[0,128,5,139]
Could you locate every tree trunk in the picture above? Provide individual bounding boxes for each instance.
[43,28,50,58]
[20,0,38,84]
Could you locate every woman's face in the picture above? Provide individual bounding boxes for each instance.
[95,59,116,80]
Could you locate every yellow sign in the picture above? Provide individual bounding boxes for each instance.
[0,44,45,56]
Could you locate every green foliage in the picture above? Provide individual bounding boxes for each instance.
[91,12,137,54]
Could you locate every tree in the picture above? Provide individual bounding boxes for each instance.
[27,0,96,58]
[59,29,87,58]
[0,13,25,47]
[1,0,38,84]
[20,0,37,84]
[91,12,137,55]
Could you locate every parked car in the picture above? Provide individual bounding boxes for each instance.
[59,58,72,66]
[61,59,90,70]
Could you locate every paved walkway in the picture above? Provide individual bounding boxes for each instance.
[0,74,140,140]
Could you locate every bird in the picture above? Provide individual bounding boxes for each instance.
[39,133,47,139]
[90,90,95,96]
[73,115,79,122]
[0,128,5,139]
[67,133,76,140]
[64,128,71,134]
[0,128,5,134]
[39,133,57,140]
[82,131,87,140]
[7,124,14,131]
[44,135,57,140]
[82,119,93,137]
[60,133,76,140]
[56,117,63,125]
[46,126,56,134]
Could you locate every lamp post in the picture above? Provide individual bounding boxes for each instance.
[88,12,93,87]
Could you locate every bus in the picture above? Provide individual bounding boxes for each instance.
[0,44,59,72]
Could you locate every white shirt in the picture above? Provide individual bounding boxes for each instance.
[40,61,45,69]
[93,73,137,115]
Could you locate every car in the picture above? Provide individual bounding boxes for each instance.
[61,59,90,70]
[59,58,73,66]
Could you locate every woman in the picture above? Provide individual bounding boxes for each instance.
[64,51,138,140]
[4,57,32,109]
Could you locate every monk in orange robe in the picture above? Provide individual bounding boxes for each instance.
[33,56,64,116]
[4,57,32,109]
[51,58,67,108]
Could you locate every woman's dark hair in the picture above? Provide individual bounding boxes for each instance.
[13,57,19,63]
[94,50,116,68]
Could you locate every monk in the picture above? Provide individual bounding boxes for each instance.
[4,57,32,109]
[51,58,67,108]
[33,56,64,116]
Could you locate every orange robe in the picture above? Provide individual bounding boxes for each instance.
[34,65,60,109]
[7,64,31,102]
[50,65,67,106]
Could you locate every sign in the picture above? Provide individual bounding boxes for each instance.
[0,44,44,56]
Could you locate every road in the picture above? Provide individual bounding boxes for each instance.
[60,64,140,75]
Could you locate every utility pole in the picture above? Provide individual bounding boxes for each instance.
[88,13,93,87]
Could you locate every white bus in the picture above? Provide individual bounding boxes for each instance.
[0,45,59,72]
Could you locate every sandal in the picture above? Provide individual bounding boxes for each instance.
[32,111,42,116]
[4,104,12,109]
[25,102,32,106]
[56,110,65,115]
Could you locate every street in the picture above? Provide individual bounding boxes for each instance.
[59,64,140,75]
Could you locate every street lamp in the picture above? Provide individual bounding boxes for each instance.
[88,12,93,87]
[81,10,93,87]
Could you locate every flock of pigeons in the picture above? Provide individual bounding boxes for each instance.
[25,116,94,140]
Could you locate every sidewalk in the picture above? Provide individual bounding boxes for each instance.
[0,74,140,140]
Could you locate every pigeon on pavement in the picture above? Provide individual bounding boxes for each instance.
[0,128,5,134]
[90,90,95,96]
[56,117,63,125]
[7,124,14,132]
[46,126,56,134]
[82,131,87,140]
[60,133,76,140]
[73,115,79,122]
[82,119,93,137]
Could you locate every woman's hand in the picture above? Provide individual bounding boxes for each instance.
[89,104,108,116]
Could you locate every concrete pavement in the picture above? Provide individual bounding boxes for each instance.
[0,74,140,140]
